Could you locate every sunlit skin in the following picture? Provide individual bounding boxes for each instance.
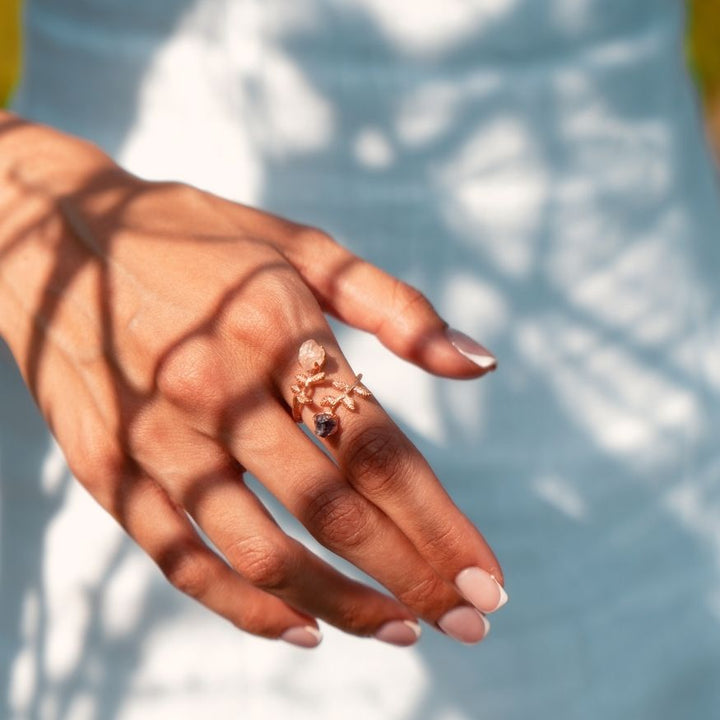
[0,111,505,647]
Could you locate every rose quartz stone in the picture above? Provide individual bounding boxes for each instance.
[298,339,325,371]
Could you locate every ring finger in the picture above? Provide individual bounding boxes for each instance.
[279,335,507,618]
[223,399,490,644]
[172,452,424,646]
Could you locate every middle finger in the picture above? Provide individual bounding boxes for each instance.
[223,397,489,643]
[278,336,507,617]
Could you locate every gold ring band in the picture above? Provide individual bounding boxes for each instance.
[291,339,371,437]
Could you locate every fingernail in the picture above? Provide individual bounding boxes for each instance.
[446,328,497,370]
[437,606,490,644]
[374,620,422,647]
[281,625,323,648]
[455,567,508,613]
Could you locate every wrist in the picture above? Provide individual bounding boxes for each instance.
[0,111,122,201]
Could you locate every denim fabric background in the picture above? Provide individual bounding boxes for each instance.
[3,1,720,718]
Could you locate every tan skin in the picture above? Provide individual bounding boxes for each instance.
[0,111,503,646]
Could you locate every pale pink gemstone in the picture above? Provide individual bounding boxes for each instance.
[298,339,326,371]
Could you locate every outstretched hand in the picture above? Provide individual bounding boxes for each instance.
[0,116,506,648]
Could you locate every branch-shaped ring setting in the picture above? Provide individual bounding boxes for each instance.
[290,339,372,437]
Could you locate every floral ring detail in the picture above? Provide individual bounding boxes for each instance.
[291,339,372,438]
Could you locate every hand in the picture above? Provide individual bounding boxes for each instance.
[0,117,506,647]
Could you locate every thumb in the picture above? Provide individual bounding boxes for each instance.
[283,229,497,379]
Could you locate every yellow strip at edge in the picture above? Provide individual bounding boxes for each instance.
[0,0,22,107]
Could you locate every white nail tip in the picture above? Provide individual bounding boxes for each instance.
[281,625,323,648]
[446,328,497,370]
[480,614,491,638]
[305,626,323,642]
[492,578,509,610]
[456,350,497,369]
[404,620,422,639]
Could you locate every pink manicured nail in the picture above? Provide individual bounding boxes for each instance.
[281,626,323,648]
[455,568,508,613]
[374,620,422,647]
[437,606,490,644]
[446,328,497,370]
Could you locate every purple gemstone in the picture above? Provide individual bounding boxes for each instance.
[314,413,338,438]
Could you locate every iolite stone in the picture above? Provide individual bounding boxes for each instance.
[313,412,338,438]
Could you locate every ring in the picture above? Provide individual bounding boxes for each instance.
[291,339,372,438]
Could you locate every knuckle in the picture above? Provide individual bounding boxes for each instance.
[224,536,292,591]
[284,225,343,283]
[396,573,448,614]
[334,598,376,636]
[391,279,435,324]
[378,279,439,348]
[416,522,465,567]
[159,543,214,599]
[151,180,200,208]
[230,606,281,639]
[295,225,335,249]
[127,410,166,455]
[225,272,310,353]
[343,425,409,497]
[303,487,374,550]
[156,339,223,408]
[250,272,302,316]
[65,424,126,491]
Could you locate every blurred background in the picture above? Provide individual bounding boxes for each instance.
[2,0,719,166]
